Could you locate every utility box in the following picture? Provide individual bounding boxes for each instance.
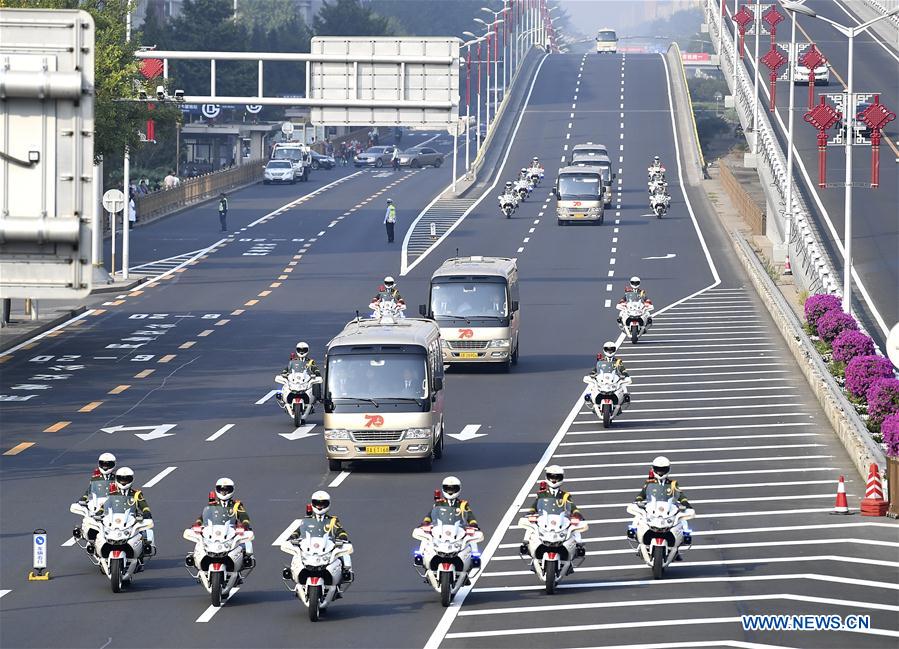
[0,8,95,299]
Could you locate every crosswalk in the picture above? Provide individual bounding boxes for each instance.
[125,248,208,278]
[402,196,480,273]
[429,287,899,648]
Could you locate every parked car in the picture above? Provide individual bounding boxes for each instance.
[310,150,336,170]
[263,159,296,184]
[397,147,444,168]
[353,146,396,167]
[793,62,829,85]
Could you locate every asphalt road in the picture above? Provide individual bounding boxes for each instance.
[1,49,897,649]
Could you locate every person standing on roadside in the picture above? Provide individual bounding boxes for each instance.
[384,198,397,243]
[218,193,228,232]
[391,146,400,171]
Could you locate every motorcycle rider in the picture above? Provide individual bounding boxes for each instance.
[647,155,665,178]
[499,181,519,212]
[109,467,155,557]
[197,478,255,568]
[629,456,692,558]
[590,342,631,404]
[530,155,543,172]
[521,465,585,559]
[372,276,404,304]
[277,342,321,405]
[617,277,653,328]
[290,490,353,583]
[417,476,481,564]
[81,452,117,503]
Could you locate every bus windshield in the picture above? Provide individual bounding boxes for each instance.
[597,30,617,42]
[558,174,601,200]
[328,353,428,401]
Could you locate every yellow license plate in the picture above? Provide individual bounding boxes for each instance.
[573,213,585,218]
[459,352,479,359]
[365,445,390,454]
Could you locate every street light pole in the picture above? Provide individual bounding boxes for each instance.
[783,4,799,257]
[733,0,739,94]
[122,0,133,281]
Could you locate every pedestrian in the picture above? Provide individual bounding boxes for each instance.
[218,193,228,232]
[391,146,400,171]
[128,196,137,226]
[384,198,397,243]
[163,170,176,189]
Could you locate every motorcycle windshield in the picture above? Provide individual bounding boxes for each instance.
[104,495,135,515]
[594,360,618,375]
[625,293,643,304]
[644,485,676,503]
[296,518,330,539]
[535,496,569,516]
[429,505,465,526]
[286,360,308,375]
[88,480,110,501]
[200,506,235,527]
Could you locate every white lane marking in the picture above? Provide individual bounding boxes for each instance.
[537,212,544,217]
[607,270,614,277]
[328,471,351,488]
[279,424,317,441]
[142,466,177,488]
[449,424,486,441]
[247,172,363,229]
[533,219,539,224]
[255,389,278,405]
[563,145,568,151]
[565,422,813,437]
[317,230,325,236]
[604,299,612,308]
[609,258,616,265]
[542,479,837,498]
[606,283,612,291]
[529,228,535,233]
[328,221,337,227]
[565,465,833,483]
[561,455,827,472]
[634,384,793,392]
[272,519,302,546]
[196,588,240,622]
[0,590,9,599]
[611,247,616,253]
[61,537,77,546]
[206,424,234,442]
[567,122,572,129]
[517,247,525,253]
[555,443,821,459]
[570,112,574,118]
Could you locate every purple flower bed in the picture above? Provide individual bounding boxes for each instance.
[845,355,895,398]
[867,378,899,429]
[832,330,875,363]
[804,293,841,328]
[816,310,858,343]
[882,414,899,457]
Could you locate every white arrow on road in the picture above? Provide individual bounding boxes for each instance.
[642,253,677,260]
[279,424,317,441]
[448,424,486,442]
[100,424,177,441]
[255,389,279,405]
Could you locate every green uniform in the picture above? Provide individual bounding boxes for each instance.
[290,514,349,542]
[81,471,113,502]
[422,499,479,528]
[197,498,251,529]
[284,357,320,377]
[594,357,629,378]
[635,478,691,509]
[526,489,582,519]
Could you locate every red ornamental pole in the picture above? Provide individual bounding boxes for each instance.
[762,5,783,46]
[804,96,842,188]
[733,6,754,58]
[816,131,828,188]
[799,45,826,110]
[760,46,787,111]
[857,95,897,188]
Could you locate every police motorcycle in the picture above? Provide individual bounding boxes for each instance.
[517,493,588,594]
[71,480,109,552]
[617,292,654,344]
[369,296,407,320]
[280,513,354,622]
[649,186,670,218]
[626,496,695,579]
[275,363,322,427]
[584,360,632,428]
[647,178,667,195]
[498,182,520,218]
[513,170,532,201]
[183,505,255,607]
[412,502,484,606]
[526,160,544,186]
[69,492,154,593]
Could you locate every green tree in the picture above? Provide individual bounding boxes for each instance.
[237,0,301,33]
[313,0,393,37]
[0,0,163,161]
[367,0,501,38]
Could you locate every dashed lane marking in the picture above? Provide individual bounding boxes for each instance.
[142,466,177,488]
[78,401,102,413]
[206,424,234,442]
[44,421,71,433]
[134,369,155,378]
[108,385,130,395]
[158,355,176,363]
[4,442,35,456]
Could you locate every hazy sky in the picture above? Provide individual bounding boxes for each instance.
[558,0,695,37]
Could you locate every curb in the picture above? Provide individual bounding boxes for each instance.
[91,277,148,294]
[730,231,885,480]
[0,306,87,354]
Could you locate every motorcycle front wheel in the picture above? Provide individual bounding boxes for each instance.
[110,558,124,593]
[210,570,223,607]
[439,571,453,607]
[602,403,612,428]
[308,584,322,621]
[652,546,665,580]
[293,404,303,427]
[544,561,557,594]
[631,326,639,345]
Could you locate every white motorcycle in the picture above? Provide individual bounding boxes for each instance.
[517,496,588,594]
[69,493,154,593]
[275,367,322,427]
[514,178,531,201]
[498,192,518,218]
[412,504,484,606]
[71,480,109,550]
[647,167,666,182]
[527,166,544,185]
[584,363,632,428]
[626,496,695,579]
[648,179,667,195]
[184,505,255,607]
[369,298,406,320]
[617,293,654,344]
[650,192,670,218]
[280,517,354,622]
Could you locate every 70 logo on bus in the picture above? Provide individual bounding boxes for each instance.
[364,414,384,428]
[458,328,474,339]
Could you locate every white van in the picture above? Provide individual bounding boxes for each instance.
[271,142,312,181]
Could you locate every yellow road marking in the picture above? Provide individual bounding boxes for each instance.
[270,282,281,288]
[21,343,38,350]
[146,282,158,288]
[293,255,302,260]
[278,275,288,280]
[46,331,63,337]
[198,329,214,337]
[159,354,176,363]
[176,268,187,273]
[108,300,125,306]
[283,268,293,273]
[215,319,230,326]
[288,261,298,267]
[129,290,144,296]
[92,309,106,315]
[70,319,86,327]
[44,421,71,433]
[231,309,245,316]
[78,401,103,413]
[258,290,271,297]
[134,369,155,378]
[179,341,196,349]
[0,355,12,364]
[108,385,130,394]
[4,442,34,456]
[244,299,259,306]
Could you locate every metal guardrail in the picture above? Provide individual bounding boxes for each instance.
[704,0,840,297]
[863,0,899,30]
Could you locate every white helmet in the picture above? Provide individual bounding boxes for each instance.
[520,167,527,174]
[383,276,396,289]
[114,467,135,492]
[651,456,670,480]
[215,477,235,501]
[653,155,660,164]
[310,490,331,516]
[629,276,641,289]
[505,181,513,188]
[441,476,462,501]
[602,340,617,359]
[295,341,309,358]
[545,465,564,490]
[532,156,539,163]
[98,452,116,478]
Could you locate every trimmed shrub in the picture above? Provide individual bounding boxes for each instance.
[867,378,899,429]
[804,293,841,328]
[832,330,875,363]
[882,413,899,457]
[845,355,894,398]
[816,310,857,343]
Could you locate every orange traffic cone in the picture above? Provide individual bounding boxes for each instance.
[783,255,792,275]
[832,475,850,514]
[860,464,888,517]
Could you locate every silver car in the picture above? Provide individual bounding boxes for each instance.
[354,146,396,168]
[263,160,296,184]
[397,147,444,168]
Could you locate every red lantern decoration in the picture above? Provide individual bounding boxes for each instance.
[139,58,164,79]
[760,46,788,111]
[804,96,842,187]
[733,5,754,58]
[799,45,827,110]
[857,95,897,187]
[762,5,784,45]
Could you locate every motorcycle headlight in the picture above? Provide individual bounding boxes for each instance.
[325,429,351,440]
[487,339,511,348]
[587,207,601,216]
[405,428,431,439]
